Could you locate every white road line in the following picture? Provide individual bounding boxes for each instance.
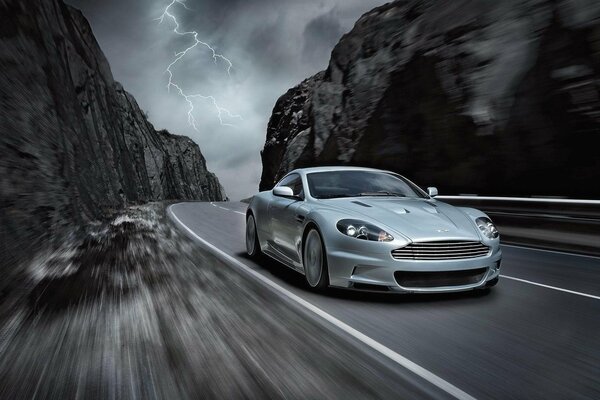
[210,201,246,215]
[500,275,600,300]
[168,203,477,400]
[502,244,600,260]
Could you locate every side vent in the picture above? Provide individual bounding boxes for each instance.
[351,201,372,207]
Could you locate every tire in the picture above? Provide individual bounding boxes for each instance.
[246,214,262,259]
[485,277,499,288]
[303,228,329,290]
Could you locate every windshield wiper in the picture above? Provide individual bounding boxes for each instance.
[316,194,356,199]
[317,191,407,199]
[358,191,406,197]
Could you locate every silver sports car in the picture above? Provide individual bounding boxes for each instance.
[246,166,501,293]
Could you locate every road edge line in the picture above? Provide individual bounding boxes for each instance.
[168,203,477,400]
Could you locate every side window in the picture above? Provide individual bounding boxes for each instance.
[276,174,304,198]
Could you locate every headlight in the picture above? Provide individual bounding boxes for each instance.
[336,219,393,242]
[476,217,499,239]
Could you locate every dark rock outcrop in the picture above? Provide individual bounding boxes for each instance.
[260,0,600,198]
[260,72,324,191]
[0,0,226,288]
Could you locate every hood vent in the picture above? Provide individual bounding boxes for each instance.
[422,205,439,214]
[351,201,372,207]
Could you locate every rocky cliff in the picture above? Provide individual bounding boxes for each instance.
[260,0,600,198]
[0,0,226,287]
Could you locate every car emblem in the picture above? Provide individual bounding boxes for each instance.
[435,228,449,232]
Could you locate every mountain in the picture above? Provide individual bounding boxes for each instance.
[0,0,226,286]
[259,0,600,198]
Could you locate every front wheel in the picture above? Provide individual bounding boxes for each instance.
[303,228,329,290]
[246,214,262,259]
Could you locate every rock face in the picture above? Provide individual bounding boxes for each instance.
[260,72,324,191]
[260,0,600,198]
[0,0,226,286]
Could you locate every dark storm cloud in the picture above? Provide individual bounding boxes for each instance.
[244,19,294,76]
[67,0,387,199]
[302,8,344,66]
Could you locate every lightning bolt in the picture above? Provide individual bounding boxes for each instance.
[156,0,241,128]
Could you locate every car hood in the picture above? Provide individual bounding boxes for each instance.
[322,197,482,242]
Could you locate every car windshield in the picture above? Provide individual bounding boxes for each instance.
[306,170,427,199]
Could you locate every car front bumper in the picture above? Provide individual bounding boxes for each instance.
[326,240,502,293]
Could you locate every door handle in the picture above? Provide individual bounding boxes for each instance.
[295,215,305,223]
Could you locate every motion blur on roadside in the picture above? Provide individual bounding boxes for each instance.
[0,204,414,399]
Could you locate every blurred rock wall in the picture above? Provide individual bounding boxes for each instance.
[0,0,226,291]
[260,0,600,198]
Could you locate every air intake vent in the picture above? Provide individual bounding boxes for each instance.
[352,283,390,291]
[391,241,490,260]
[351,201,372,207]
[394,268,488,288]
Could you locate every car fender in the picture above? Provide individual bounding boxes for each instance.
[303,208,345,246]
[457,206,491,221]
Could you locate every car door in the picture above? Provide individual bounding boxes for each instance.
[268,174,305,265]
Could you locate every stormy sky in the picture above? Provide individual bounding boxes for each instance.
[66,0,387,200]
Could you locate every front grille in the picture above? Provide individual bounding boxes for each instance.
[391,241,490,260]
[394,268,488,288]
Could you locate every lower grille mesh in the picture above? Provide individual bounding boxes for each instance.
[394,268,488,288]
[392,241,490,260]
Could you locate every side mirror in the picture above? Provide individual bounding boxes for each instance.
[427,187,438,197]
[273,186,295,198]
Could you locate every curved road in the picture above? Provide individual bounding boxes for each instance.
[169,201,600,400]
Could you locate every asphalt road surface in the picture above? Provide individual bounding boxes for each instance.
[169,201,600,400]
